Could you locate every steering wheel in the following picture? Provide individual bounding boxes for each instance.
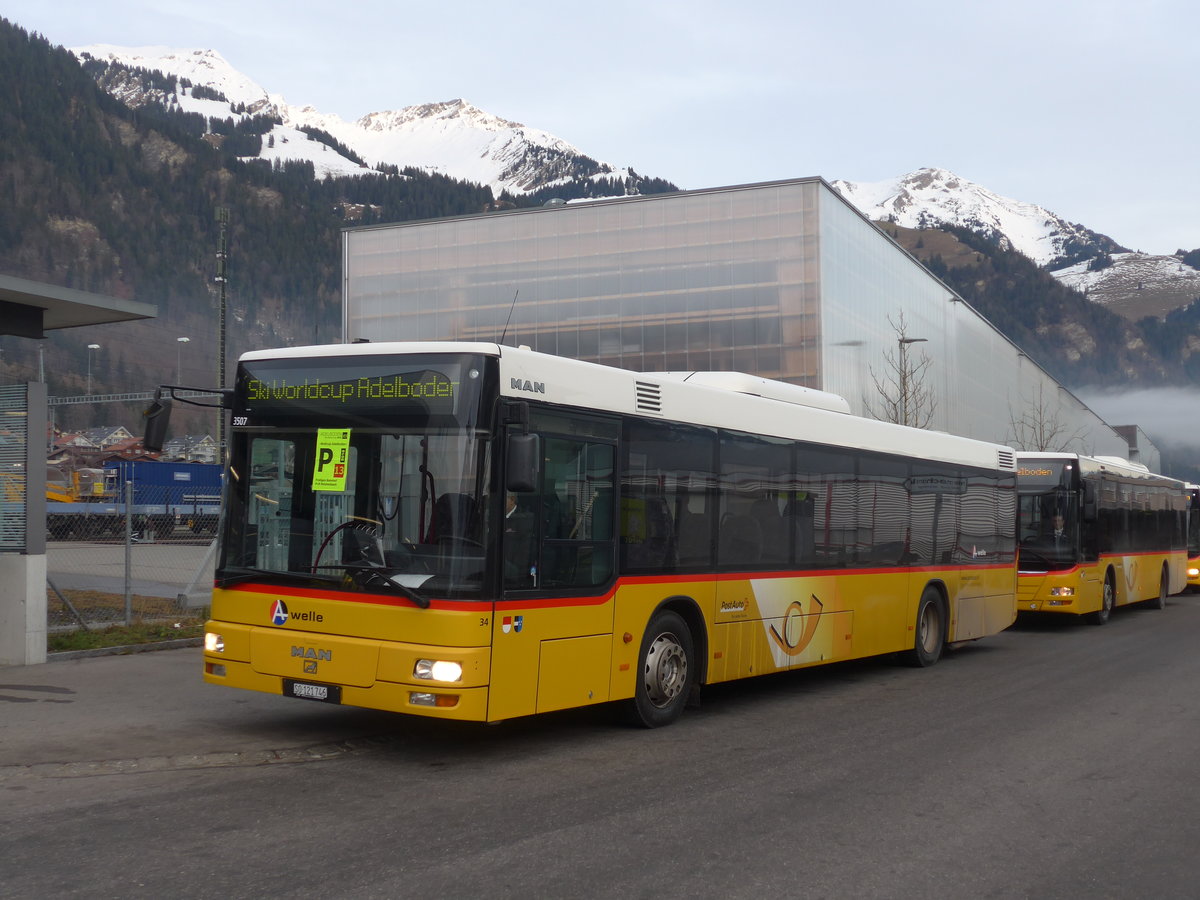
[311,520,378,573]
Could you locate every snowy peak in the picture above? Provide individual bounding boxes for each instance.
[75,45,280,113]
[833,167,1198,321]
[360,99,517,132]
[831,167,1127,268]
[71,45,629,195]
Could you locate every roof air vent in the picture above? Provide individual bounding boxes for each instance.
[635,381,662,415]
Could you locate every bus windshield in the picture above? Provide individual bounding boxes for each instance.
[218,351,497,602]
[1189,489,1200,557]
[1017,460,1078,570]
[221,426,493,601]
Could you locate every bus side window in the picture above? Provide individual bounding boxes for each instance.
[620,418,717,575]
[537,437,616,588]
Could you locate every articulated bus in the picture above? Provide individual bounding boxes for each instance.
[151,342,1019,727]
[1187,484,1200,591]
[1016,453,1188,624]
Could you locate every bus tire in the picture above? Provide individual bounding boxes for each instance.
[1088,571,1115,625]
[901,586,945,667]
[627,610,694,728]
[1146,565,1168,610]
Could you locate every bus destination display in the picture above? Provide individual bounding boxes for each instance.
[245,373,457,406]
[238,356,474,422]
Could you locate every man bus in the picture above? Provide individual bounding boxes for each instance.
[147,342,1019,727]
[1016,453,1188,624]
[1186,484,1200,591]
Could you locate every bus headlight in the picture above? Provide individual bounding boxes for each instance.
[1049,587,1075,597]
[205,632,225,653]
[1188,567,1199,578]
[414,659,463,682]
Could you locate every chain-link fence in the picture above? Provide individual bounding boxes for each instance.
[46,480,217,633]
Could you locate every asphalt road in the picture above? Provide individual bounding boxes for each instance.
[4,595,1200,899]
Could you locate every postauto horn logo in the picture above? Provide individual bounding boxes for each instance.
[270,599,289,626]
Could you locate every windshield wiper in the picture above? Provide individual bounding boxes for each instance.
[216,568,309,589]
[318,563,432,609]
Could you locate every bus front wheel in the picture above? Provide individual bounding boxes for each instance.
[901,587,945,667]
[628,610,694,728]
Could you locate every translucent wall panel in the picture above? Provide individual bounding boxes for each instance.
[345,180,1129,457]
[816,190,1125,455]
[344,182,822,383]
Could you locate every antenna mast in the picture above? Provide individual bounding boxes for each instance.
[214,207,229,457]
[499,290,519,345]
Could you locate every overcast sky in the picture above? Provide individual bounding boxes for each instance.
[6,1,1198,256]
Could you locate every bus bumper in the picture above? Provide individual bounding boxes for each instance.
[202,621,492,721]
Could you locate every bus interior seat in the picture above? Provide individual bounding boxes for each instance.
[750,497,787,561]
[719,514,763,565]
[430,492,478,543]
[675,508,713,566]
[621,494,676,569]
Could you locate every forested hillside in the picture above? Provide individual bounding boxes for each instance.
[0,20,500,431]
[888,224,1200,387]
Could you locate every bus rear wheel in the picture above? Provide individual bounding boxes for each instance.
[1146,565,1169,610]
[901,587,945,667]
[627,610,694,728]
[1089,572,1115,625]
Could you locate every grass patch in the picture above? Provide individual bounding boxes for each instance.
[47,588,209,652]
[48,619,206,653]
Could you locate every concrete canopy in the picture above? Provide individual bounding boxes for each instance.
[0,273,156,337]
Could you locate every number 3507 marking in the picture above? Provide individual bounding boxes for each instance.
[232,416,249,426]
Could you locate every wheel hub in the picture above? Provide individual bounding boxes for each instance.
[644,633,687,708]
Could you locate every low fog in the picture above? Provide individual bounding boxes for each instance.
[1077,386,1200,481]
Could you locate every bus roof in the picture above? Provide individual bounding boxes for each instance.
[1016,451,1185,487]
[241,341,1016,473]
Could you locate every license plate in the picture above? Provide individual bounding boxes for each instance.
[283,678,342,704]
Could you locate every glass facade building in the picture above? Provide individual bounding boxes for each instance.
[343,178,1132,459]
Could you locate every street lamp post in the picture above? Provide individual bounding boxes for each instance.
[897,336,928,427]
[86,343,100,395]
[176,336,190,383]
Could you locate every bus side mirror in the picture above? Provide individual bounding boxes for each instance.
[505,433,540,493]
[142,389,173,453]
[1082,481,1097,519]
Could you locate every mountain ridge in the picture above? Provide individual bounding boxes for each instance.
[832,167,1199,321]
[75,45,1200,323]
[73,44,638,196]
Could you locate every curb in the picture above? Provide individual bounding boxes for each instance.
[48,637,204,662]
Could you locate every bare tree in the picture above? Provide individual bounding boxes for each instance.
[865,311,938,428]
[1007,384,1088,452]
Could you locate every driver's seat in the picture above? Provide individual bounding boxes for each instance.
[429,493,478,543]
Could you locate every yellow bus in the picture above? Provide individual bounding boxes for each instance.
[1186,484,1200,591]
[148,342,1019,727]
[1016,453,1189,624]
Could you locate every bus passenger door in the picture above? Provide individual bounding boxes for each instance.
[489,432,618,720]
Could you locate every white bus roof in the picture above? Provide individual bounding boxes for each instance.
[1016,451,1183,485]
[241,341,1015,473]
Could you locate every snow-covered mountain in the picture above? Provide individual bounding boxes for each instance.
[1054,253,1200,320]
[830,167,1126,268]
[832,168,1199,319]
[72,45,633,195]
